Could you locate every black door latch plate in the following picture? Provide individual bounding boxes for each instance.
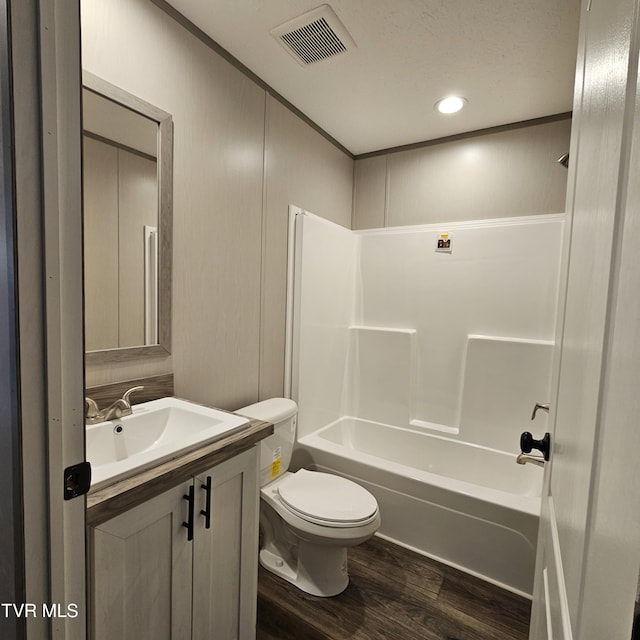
[63,461,92,500]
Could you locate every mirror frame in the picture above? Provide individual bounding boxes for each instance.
[83,71,173,364]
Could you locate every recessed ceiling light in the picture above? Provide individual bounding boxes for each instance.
[435,96,467,114]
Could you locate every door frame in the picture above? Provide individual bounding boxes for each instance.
[0,0,26,637]
[10,0,86,638]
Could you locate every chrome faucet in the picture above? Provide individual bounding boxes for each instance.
[516,453,545,467]
[85,386,144,424]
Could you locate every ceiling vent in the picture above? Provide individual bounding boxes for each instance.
[271,4,356,66]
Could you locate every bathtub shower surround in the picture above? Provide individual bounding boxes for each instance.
[287,209,564,596]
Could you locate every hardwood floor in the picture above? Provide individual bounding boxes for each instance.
[257,536,531,640]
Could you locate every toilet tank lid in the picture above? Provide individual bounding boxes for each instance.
[237,398,297,423]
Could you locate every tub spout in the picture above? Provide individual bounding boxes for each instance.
[531,402,550,420]
[516,453,545,468]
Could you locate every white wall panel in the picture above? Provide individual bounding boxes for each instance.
[458,336,553,450]
[356,215,563,451]
[347,326,414,426]
[291,213,356,439]
[293,214,563,454]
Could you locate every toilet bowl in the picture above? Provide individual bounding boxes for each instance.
[238,399,380,597]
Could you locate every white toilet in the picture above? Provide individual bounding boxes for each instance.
[238,398,380,597]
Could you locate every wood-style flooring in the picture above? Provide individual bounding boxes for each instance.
[256,536,531,640]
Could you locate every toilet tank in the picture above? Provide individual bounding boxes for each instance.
[237,398,297,487]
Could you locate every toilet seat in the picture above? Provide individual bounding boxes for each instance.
[277,469,379,528]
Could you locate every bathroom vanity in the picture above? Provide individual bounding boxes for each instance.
[86,408,273,640]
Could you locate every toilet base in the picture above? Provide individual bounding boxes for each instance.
[260,541,349,597]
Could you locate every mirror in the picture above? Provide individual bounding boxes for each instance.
[82,71,173,363]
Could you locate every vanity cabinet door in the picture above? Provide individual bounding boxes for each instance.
[90,481,194,640]
[192,447,260,640]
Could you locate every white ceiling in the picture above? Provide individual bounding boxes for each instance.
[164,0,581,156]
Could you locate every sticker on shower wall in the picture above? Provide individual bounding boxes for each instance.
[270,446,282,479]
[435,232,452,253]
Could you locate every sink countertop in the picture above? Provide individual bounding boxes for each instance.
[86,415,273,527]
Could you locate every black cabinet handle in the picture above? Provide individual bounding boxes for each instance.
[520,431,551,461]
[182,485,195,541]
[200,476,212,529]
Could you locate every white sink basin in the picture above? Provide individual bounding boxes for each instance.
[87,397,249,491]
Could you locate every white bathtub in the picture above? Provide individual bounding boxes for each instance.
[295,416,542,597]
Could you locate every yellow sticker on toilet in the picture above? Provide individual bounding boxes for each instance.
[270,446,282,479]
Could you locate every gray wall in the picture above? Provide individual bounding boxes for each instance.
[81,0,353,409]
[353,117,571,229]
[260,97,354,401]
